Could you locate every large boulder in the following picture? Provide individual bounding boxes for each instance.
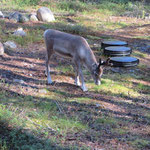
[37,7,55,22]
[0,42,4,56]
[9,12,22,22]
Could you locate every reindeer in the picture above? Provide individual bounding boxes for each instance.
[44,29,111,91]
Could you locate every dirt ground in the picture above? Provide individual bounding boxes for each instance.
[0,17,150,149]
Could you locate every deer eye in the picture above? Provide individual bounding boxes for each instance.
[94,71,99,76]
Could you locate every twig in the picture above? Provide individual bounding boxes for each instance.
[55,100,63,114]
[45,123,56,132]
[12,107,18,114]
[26,117,56,133]
[8,103,13,110]
[18,109,26,117]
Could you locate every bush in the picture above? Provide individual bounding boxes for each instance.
[58,0,90,12]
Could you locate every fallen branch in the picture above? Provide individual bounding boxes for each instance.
[55,100,63,114]
[26,116,56,133]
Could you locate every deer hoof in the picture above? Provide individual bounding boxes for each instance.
[47,81,55,85]
[75,81,81,86]
[81,86,88,92]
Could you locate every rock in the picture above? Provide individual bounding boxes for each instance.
[4,41,17,50]
[69,23,75,26]
[145,15,150,20]
[39,89,48,94]
[13,27,26,36]
[95,103,101,107]
[9,12,22,22]
[13,79,25,84]
[37,7,55,22]
[145,13,150,20]
[0,11,4,18]
[19,15,29,23]
[29,74,32,77]
[29,14,38,22]
[0,42,4,56]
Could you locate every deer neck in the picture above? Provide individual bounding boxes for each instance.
[85,52,98,73]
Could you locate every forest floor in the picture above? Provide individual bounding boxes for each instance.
[0,11,150,150]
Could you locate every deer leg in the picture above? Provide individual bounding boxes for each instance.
[73,64,80,86]
[74,60,88,92]
[46,49,53,84]
[75,75,80,86]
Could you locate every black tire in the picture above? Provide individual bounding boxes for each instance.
[110,56,139,67]
[104,46,132,57]
[101,40,128,49]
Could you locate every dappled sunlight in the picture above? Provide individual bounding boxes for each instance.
[0,0,150,149]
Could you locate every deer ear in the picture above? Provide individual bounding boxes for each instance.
[99,58,101,65]
[106,57,111,65]
[98,58,102,68]
[106,57,110,62]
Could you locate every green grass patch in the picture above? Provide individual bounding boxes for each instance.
[1,0,150,18]
[0,104,26,127]
[103,21,128,30]
[69,97,92,103]
[38,88,60,99]
[1,0,39,9]
[133,36,150,40]
[1,28,43,47]
[58,1,90,13]
[131,138,150,150]
[95,117,116,125]
[49,116,88,134]
[86,35,101,40]
[0,139,8,150]
[112,128,127,135]
[136,83,150,94]
[0,22,43,47]
[88,78,140,98]
[132,51,147,58]
[0,89,89,149]
[96,1,127,16]
[57,64,74,74]
[43,21,92,36]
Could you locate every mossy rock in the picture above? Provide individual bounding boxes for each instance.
[19,15,29,23]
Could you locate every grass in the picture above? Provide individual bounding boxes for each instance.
[0,89,89,149]
[87,76,140,98]
[136,83,150,94]
[69,97,92,103]
[95,117,117,125]
[131,138,150,149]
[56,64,74,74]
[0,68,150,149]
[0,24,43,46]
[133,35,150,40]
[133,51,148,58]
[0,0,150,149]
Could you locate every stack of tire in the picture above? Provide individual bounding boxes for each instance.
[101,40,139,67]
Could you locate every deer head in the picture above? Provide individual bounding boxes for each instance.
[92,58,112,85]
